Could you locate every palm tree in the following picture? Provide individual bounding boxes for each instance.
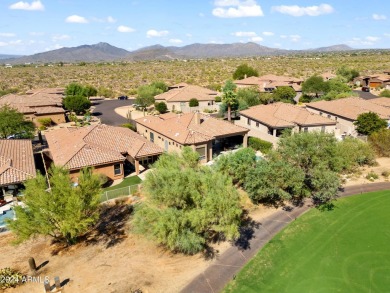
[222,90,238,122]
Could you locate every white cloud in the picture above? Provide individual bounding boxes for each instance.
[65,15,88,23]
[0,40,23,47]
[0,33,16,37]
[52,34,70,41]
[107,16,116,23]
[373,14,386,20]
[280,34,301,42]
[169,39,183,44]
[0,42,8,47]
[146,30,169,37]
[384,33,390,37]
[250,36,263,42]
[9,0,44,11]
[232,31,257,37]
[117,25,135,33]
[348,36,380,46]
[186,33,192,38]
[366,36,380,42]
[213,0,264,18]
[272,4,334,17]
[263,31,274,36]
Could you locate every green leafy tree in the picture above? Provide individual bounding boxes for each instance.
[82,85,98,97]
[354,112,388,135]
[233,64,259,80]
[323,78,352,100]
[273,86,296,103]
[236,87,260,107]
[0,105,35,139]
[302,75,328,98]
[97,86,114,98]
[150,81,168,93]
[63,95,91,114]
[222,90,238,122]
[248,137,273,154]
[213,148,256,185]
[136,85,162,114]
[189,98,199,107]
[336,66,359,82]
[155,101,168,113]
[245,159,305,205]
[132,148,242,254]
[65,83,85,96]
[369,129,390,156]
[7,166,102,245]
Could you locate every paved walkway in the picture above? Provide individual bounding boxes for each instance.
[180,182,390,293]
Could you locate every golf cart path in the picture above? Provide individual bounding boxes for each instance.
[180,182,390,293]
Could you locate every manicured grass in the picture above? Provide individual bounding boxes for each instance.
[224,191,390,293]
[103,176,142,191]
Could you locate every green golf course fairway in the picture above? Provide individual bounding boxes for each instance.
[224,191,390,293]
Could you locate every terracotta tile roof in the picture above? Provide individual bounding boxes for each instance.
[234,74,303,92]
[0,139,36,186]
[369,97,390,108]
[240,103,336,128]
[155,84,218,102]
[136,112,249,145]
[34,106,65,115]
[306,97,390,120]
[25,88,65,95]
[45,124,163,170]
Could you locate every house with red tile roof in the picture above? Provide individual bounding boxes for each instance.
[45,124,163,180]
[155,83,219,113]
[237,103,336,144]
[0,139,36,195]
[0,90,65,127]
[306,97,390,136]
[135,112,249,162]
[354,72,390,89]
[234,74,303,93]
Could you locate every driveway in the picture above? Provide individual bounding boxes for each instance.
[180,182,390,293]
[353,90,378,100]
[92,99,134,126]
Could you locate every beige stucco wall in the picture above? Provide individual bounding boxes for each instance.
[69,162,124,182]
[306,107,356,136]
[35,113,66,126]
[164,100,216,112]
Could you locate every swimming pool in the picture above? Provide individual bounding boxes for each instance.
[0,209,15,227]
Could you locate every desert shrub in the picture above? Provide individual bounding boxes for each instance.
[122,123,136,132]
[369,129,390,157]
[189,98,199,107]
[379,89,390,97]
[381,170,390,178]
[155,102,168,114]
[248,137,273,154]
[37,117,52,127]
[215,96,222,102]
[365,171,379,181]
[0,268,25,290]
[336,137,376,172]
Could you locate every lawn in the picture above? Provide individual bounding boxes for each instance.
[224,191,390,293]
[103,175,142,191]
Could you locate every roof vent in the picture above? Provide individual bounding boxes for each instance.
[175,133,180,136]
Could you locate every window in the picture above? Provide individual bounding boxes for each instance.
[327,114,331,119]
[321,126,326,133]
[319,112,323,116]
[335,117,338,121]
[150,132,154,143]
[256,122,259,128]
[196,147,206,160]
[247,119,251,126]
[114,164,121,176]
[304,127,308,132]
[145,129,148,133]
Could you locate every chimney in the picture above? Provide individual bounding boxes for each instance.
[244,74,247,79]
[194,111,201,125]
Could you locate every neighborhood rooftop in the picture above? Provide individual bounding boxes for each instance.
[45,124,163,170]
[136,112,249,145]
[155,84,218,102]
[234,74,303,91]
[306,97,390,120]
[240,102,336,128]
[0,139,36,186]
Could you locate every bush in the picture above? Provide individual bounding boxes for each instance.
[63,95,91,114]
[155,102,168,114]
[122,123,136,132]
[381,170,390,178]
[365,171,379,181]
[215,96,222,102]
[336,137,376,172]
[369,129,390,157]
[0,268,25,290]
[299,94,313,103]
[189,98,199,107]
[379,89,390,97]
[37,117,52,127]
[248,137,273,154]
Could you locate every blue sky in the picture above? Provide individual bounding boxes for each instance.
[1,0,390,55]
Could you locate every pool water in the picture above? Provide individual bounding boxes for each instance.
[0,209,15,227]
